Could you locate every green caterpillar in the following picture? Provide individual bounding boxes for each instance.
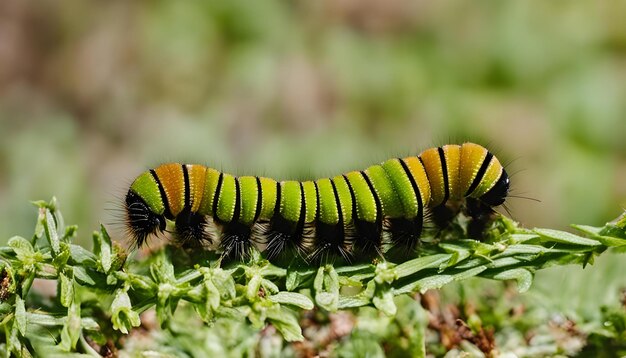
[125,142,509,262]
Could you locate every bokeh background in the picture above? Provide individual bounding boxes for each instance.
[0,0,625,349]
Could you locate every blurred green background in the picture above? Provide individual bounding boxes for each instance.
[0,0,625,331]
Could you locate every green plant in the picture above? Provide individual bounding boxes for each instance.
[0,198,625,356]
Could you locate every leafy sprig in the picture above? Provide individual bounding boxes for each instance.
[0,198,625,356]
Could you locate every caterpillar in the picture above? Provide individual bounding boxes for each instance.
[125,142,509,263]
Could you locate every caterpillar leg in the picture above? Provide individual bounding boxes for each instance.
[174,208,212,247]
[465,198,499,240]
[429,202,460,231]
[310,221,353,264]
[221,222,255,260]
[265,214,307,262]
[388,217,423,250]
[385,217,422,261]
[351,219,382,261]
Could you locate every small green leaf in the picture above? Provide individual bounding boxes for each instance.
[7,319,22,354]
[156,284,179,326]
[8,236,35,259]
[510,233,540,243]
[33,206,46,240]
[269,292,314,310]
[498,244,547,256]
[454,258,490,270]
[372,288,396,316]
[259,263,286,277]
[106,273,118,285]
[26,312,100,331]
[45,209,60,255]
[193,302,212,323]
[48,196,59,212]
[15,296,27,335]
[491,268,534,292]
[316,293,336,311]
[52,242,71,268]
[395,266,486,295]
[395,254,451,278]
[246,274,263,301]
[314,266,339,312]
[126,273,157,294]
[338,275,363,288]
[488,257,522,269]
[362,277,377,298]
[69,244,97,267]
[417,275,454,293]
[452,265,487,281]
[214,306,245,321]
[26,312,62,326]
[176,268,202,284]
[150,253,176,284]
[335,263,374,274]
[209,268,236,300]
[260,277,280,295]
[96,225,113,273]
[338,295,372,309]
[59,300,81,351]
[589,235,626,247]
[59,271,74,307]
[572,224,603,236]
[20,274,35,297]
[534,228,601,246]
[313,267,324,293]
[205,279,220,310]
[572,225,626,247]
[286,268,315,291]
[111,289,141,334]
[267,307,304,342]
[71,266,96,286]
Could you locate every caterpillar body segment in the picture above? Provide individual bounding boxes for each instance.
[125,142,510,262]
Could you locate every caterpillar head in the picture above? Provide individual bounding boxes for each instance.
[125,190,166,247]
[479,169,510,207]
